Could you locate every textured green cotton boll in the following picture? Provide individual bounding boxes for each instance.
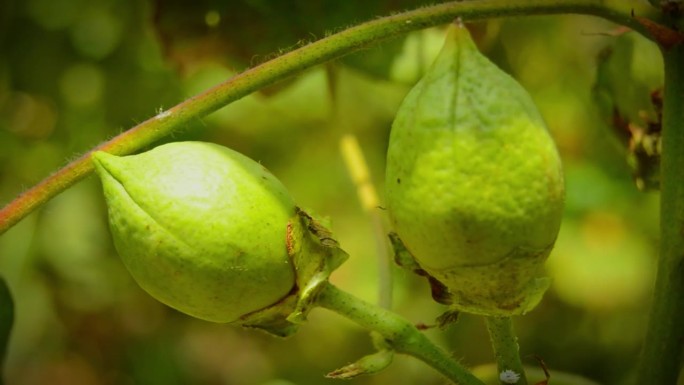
[92,142,298,323]
[385,24,565,316]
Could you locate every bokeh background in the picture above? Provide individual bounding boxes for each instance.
[0,0,671,384]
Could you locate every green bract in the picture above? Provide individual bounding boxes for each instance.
[385,24,565,316]
[93,142,346,334]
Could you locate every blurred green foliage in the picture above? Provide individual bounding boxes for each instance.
[0,0,668,384]
[0,277,13,385]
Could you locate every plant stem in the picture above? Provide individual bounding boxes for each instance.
[485,317,527,385]
[635,43,684,385]
[0,0,658,236]
[317,282,485,385]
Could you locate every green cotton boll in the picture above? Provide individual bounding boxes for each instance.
[92,142,297,323]
[385,24,565,316]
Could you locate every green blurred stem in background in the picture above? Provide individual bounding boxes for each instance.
[635,42,684,385]
[317,282,485,385]
[339,134,393,309]
[0,0,656,235]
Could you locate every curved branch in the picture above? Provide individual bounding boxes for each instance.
[317,282,485,385]
[0,0,657,235]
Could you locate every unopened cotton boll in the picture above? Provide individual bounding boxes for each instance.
[385,24,565,316]
[93,142,298,323]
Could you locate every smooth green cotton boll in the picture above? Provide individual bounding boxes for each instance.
[92,142,297,323]
[385,24,565,316]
